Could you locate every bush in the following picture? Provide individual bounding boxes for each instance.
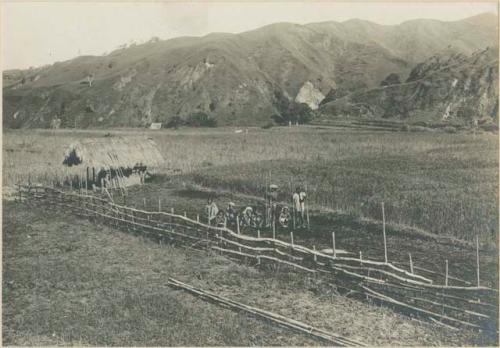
[380,73,401,86]
[165,116,184,129]
[271,101,313,125]
[186,112,217,127]
[261,122,274,129]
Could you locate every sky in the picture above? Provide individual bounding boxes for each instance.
[2,1,498,70]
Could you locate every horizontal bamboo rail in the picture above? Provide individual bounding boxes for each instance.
[18,185,499,331]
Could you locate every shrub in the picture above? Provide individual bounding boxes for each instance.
[380,73,401,86]
[261,122,274,129]
[186,112,217,127]
[165,116,184,129]
[271,101,313,125]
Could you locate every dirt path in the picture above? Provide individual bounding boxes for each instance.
[3,200,489,346]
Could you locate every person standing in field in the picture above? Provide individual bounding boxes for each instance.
[292,187,302,227]
[299,187,307,228]
[266,184,279,227]
[205,196,219,225]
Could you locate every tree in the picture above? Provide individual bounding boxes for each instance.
[186,112,217,127]
[165,116,184,129]
[271,101,313,125]
[85,72,94,87]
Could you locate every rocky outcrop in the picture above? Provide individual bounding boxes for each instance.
[295,82,325,110]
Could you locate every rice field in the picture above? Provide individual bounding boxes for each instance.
[3,126,498,243]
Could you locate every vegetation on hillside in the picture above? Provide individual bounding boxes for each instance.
[3,13,497,128]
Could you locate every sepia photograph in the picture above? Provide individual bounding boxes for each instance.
[2,0,499,346]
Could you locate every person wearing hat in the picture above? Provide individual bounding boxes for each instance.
[241,206,254,227]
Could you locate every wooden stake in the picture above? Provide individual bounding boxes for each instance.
[332,232,336,258]
[476,235,480,287]
[257,229,261,239]
[305,183,310,230]
[236,215,240,234]
[409,253,414,274]
[313,245,317,262]
[290,232,294,247]
[382,202,388,263]
[359,251,363,261]
[445,260,449,287]
[184,211,187,218]
[158,198,161,212]
[272,218,276,239]
[197,214,200,222]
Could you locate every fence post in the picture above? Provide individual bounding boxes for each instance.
[257,229,261,239]
[158,198,161,212]
[305,182,310,230]
[143,198,147,209]
[272,218,276,239]
[236,215,240,234]
[476,235,480,287]
[290,232,294,247]
[197,214,200,222]
[382,202,388,263]
[332,232,336,258]
[445,260,449,287]
[359,251,363,262]
[409,253,414,274]
[313,245,317,262]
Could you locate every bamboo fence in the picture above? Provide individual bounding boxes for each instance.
[16,184,498,333]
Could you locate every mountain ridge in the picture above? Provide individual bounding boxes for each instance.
[3,12,498,128]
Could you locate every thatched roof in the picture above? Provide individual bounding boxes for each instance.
[63,137,164,171]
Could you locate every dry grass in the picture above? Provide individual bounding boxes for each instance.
[3,126,498,243]
[3,201,487,346]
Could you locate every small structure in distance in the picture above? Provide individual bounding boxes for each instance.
[150,122,162,130]
[62,137,164,189]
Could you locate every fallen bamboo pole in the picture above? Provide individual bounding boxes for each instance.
[167,277,366,346]
[361,285,481,329]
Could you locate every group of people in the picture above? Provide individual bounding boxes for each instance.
[204,184,307,229]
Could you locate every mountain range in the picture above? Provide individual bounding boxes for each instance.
[3,12,498,128]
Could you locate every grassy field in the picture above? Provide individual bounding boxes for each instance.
[3,126,498,243]
[3,126,498,345]
[3,201,488,346]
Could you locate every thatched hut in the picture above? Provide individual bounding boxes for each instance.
[62,137,164,189]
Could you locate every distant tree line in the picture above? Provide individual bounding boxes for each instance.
[270,90,313,125]
[165,112,217,129]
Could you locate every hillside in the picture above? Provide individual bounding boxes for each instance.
[3,13,498,128]
[320,46,499,124]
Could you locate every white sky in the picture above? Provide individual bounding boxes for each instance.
[2,1,498,70]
